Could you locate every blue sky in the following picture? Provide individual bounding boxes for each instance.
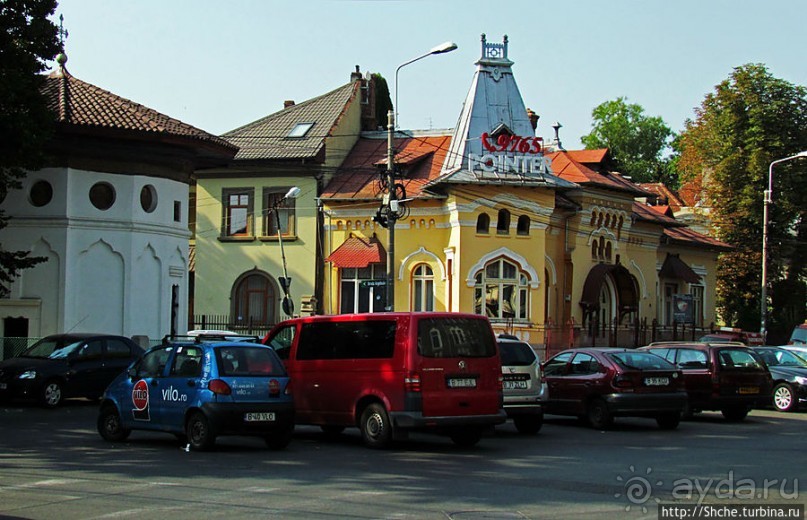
[54,0,805,149]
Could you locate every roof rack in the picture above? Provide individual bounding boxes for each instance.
[161,333,260,345]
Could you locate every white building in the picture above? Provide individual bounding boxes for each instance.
[0,56,236,340]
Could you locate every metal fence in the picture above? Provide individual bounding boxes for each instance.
[189,315,275,339]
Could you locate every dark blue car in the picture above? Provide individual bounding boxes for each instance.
[98,337,294,450]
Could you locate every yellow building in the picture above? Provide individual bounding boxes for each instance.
[192,68,374,330]
[319,35,729,353]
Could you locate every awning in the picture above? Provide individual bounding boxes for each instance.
[580,263,638,312]
[326,235,386,268]
[658,253,701,284]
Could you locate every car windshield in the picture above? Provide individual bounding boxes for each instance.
[21,338,84,359]
[757,349,807,368]
[608,352,675,371]
[499,342,536,366]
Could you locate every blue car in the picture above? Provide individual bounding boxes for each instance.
[97,337,294,451]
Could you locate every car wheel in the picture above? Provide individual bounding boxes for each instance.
[320,425,346,437]
[265,424,294,450]
[772,383,797,412]
[721,406,750,422]
[359,403,392,449]
[97,405,131,442]
[449,428,483,448]
[41,380,63,408]
[186,411,216,451]
[587,398,613,430]
[513,413,543,435]
[656,412,681,430]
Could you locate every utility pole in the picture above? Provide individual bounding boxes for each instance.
[385,109,396,311]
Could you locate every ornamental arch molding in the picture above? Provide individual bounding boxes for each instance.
[398,247,447,281]
[465,247,540,289]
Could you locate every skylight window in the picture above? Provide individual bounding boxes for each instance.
[288,122,314,138]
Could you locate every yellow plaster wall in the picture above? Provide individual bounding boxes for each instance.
[193,175,319,320]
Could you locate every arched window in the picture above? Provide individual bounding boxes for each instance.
[473,258,530,320]
[232,272,275,325]
[412,264,434,312]
[517,215,530,236]
[605,241,612,261]
[476,213,490,233]
[497,209,510,234]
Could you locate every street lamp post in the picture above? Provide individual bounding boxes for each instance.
[760,151,807,338]
[275,186,301,317]
[384,41,457,312]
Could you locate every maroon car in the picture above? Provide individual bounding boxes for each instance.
[542,348,687,430]
[641,342,773,421]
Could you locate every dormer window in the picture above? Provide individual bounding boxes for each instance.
[288,122,314,138]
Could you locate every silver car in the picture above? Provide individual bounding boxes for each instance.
[497,335,545,434]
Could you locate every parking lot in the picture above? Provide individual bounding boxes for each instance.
[0,401,805,519]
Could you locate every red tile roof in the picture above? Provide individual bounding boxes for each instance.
[638,183,686,212]
[632,202,684,227]
[42,66,237,154]
[662,226,732,251]
[322,134,451,200]
[546,150,647,195]
[326,235,386,268]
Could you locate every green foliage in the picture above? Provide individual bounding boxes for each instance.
[0,0,61,296]
[580,97,677,185]
[372,73,392,129]
[678,64,807,336]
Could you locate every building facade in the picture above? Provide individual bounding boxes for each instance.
[0,56,236,340]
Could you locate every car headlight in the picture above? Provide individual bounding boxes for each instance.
[18,370,37,380]
[794,376,807,385]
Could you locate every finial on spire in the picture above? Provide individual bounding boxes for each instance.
[55,14,69,68]
[552,122,564,150]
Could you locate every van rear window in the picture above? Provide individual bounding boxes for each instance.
[417,318,496,358]
[296,320,396,360]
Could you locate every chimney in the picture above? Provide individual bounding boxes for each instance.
[351,65,363,82]
[284,100,295,109]
[526,108,539,131]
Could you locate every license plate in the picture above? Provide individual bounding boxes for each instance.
[447,378,477,389]
[739,386,759,395]
[644,377,669,386]
[244,412,275,422]
[503,381,528,390]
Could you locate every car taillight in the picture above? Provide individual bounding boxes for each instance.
[208,379,232,395]
[404,373,421,392]
[497,375,503,391]
[284,379,292,396]
[613,374,634,389]
[268,379,280,397]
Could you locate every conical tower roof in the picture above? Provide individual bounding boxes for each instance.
[431,35,576,190]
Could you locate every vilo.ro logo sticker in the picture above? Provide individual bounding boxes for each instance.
[132,379,149,410]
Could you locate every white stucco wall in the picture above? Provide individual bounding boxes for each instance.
[0,166,190,339]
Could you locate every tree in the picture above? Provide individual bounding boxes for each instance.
[581,97,677,185]
[372,73,392,129]
[0,0,61,296]
[678,64,807,340]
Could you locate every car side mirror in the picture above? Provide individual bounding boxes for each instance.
[127,367,138,379]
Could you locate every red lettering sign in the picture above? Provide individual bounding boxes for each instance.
[481,132,542,154]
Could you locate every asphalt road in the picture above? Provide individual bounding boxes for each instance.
[0,400,805,520]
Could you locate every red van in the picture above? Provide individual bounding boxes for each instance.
[263,312,505,448]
